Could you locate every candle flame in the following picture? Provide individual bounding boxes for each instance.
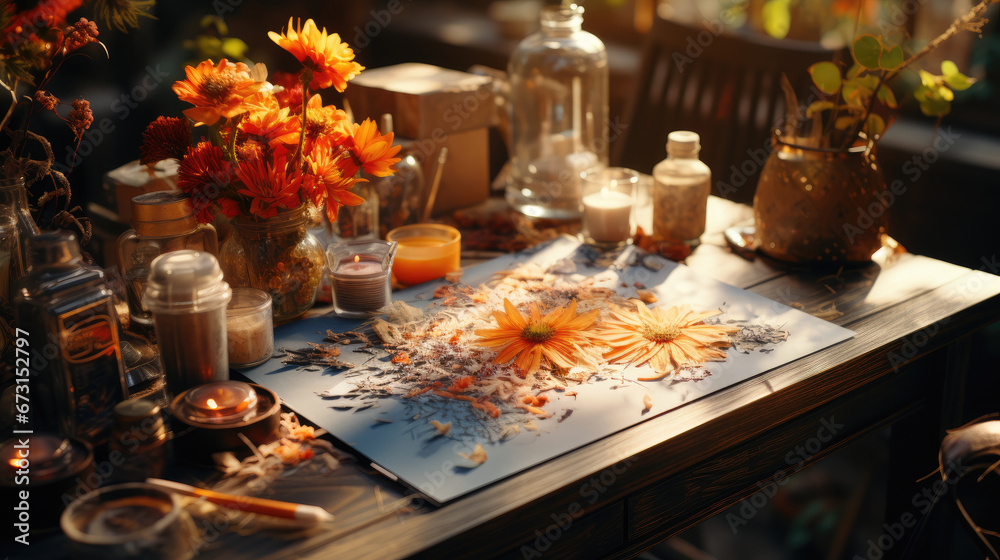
[8,458,21,469]
[206,398,219,410]
[354,255,360,263]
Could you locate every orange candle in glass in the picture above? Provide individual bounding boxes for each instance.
[386,224,461,286]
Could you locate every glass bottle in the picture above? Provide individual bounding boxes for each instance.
[115,190,218,329]
[0,176,40,355]
[219,205,325,324]
[14,231,128,445]
[506,4,609,220]
[652,131,712,246]
[373,114,425,239]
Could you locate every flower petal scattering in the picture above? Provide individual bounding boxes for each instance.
[268,18,365,92]
[475,298,600,375]
[601,302,738,381]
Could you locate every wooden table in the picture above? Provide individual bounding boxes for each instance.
[200,196,999,560]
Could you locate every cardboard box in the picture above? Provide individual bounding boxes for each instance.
[104,160,179,224]
[345,63,495,216]
[345,63,495,138]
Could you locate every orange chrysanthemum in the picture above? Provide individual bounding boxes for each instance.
[600,302,737,381]
[475,298,599,375]
[268,18,364,92]
[305,136,364,222]
[239,105,300,146]
[303,94,351,149]
[139,116,190,165]
[172,59,264,126]
[234,156,303,219]
[177,142,232,223]
[342,118,401,178]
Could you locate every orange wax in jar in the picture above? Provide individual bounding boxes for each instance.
[386,224,461,286]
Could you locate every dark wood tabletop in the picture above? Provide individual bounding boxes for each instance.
[186,196,1000,560]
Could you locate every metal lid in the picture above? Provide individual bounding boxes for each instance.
[130,191,199,236]
[27,230,82,268]
[142,250,231,313]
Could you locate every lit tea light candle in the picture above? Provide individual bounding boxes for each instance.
[582,188,633,244]
[328,241,395,318]
[581,167,639,247]
[386,224,461,286]
[181,381,258,424]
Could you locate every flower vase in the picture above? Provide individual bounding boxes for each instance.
[0,176,40,354]
[219,206,325,324]
[752,136,887,264]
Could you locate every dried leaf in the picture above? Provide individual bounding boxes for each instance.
[457,443,488,466]
[430,420,452,436]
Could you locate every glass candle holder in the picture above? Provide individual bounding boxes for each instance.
[226,288,274,368]
[580,167,638,248]
[61,482,197,560]
[385,224,461,286]
[327,240,396,318]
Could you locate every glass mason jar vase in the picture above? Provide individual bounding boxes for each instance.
[219,206,325,324]
[505,4,609,219]
[753,135,887,264]
[116,191,218,329]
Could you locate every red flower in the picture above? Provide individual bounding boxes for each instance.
[234,155,303,219]
[140,116,191,165]
[270,71,304,113]
[305,135,364,222]
[177,142,232,223]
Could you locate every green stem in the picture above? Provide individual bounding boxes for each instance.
[296,70,312,176]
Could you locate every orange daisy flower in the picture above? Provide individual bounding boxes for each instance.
[475,298,599,375]
[342,118,401,178]
[303,94,351,150]
[600,302,737,381]
[172,59,264,126]
[305,136,365,222]
[239,105,301,147]
[268,18,364,92]
[234,156,303,219]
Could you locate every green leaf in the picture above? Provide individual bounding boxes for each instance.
[841,79,874,107]
[919,96,951,117]
[846,64,865,80]
[918,70,938,87]
[866,114,885,138]
[834,115,857,130]
[806,100,835,116]
[879,46,904,69]
[941,60,959,76]
[877,85,898,108]
[853,35,883,70]
[808,62,842,94]
[762,0,791,39]
[944,70,975,91]
[222,38,249,60]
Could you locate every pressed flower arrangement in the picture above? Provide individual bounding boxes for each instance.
[140,18,401,322]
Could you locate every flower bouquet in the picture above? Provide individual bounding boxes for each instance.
[140,18,401,321]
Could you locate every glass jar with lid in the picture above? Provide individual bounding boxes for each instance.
[505,3,609,220]
[115,191,218,329]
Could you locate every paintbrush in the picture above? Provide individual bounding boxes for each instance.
[146,478,334,524]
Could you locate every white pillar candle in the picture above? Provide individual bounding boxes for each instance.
[582,189,633,244]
